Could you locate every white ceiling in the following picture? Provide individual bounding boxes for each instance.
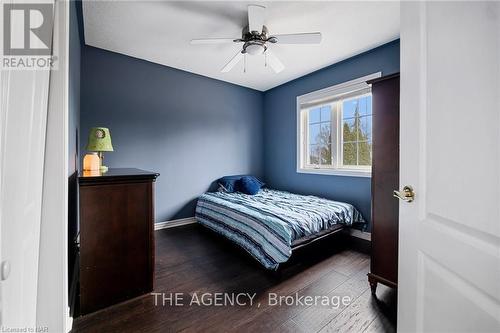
[83,1,400,91]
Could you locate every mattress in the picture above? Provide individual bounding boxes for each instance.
[195,189,365,270]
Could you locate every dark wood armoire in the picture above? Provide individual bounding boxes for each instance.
[367,73,400,294]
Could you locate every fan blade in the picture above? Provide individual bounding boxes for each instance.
[272,32,322,44]
[266,50,284,73]
[248,5,266,35]
[190,38,239,45]
[221,51,244,73]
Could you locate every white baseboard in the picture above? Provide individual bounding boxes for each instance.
[347,229,371,241]
[66,312,73,333]
[155,217,197,230]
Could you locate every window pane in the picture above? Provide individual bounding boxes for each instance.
[356,95,370,117]
[320,106,331,122]
[360,95,372,117]
[343,118,357,142]
[309,108,321,124]
[309,123,321,145]
[343,95,372,119]
[320,123,332,165]
[320,144,332,165]
[320,123,331,145]
[343,99,358,119]
[358,141,372,166]
[302,93,371,170]
[358,115,372,142]
[343,142,357,166]
[309,144,320,164]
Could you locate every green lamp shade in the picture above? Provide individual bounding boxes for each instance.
[85,127,113,152]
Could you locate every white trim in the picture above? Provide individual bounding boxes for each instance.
[347,229,372,241]
[296,73,380,177]
[297,73,382,105]
[66,316,73,333]
[0,60,3,328]
[155,217,197,230]
[297,168,371,178]
[37,0,70,331]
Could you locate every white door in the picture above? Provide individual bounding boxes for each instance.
[0,67,51,328]
[0,3,53,329]
[398,1,500,332]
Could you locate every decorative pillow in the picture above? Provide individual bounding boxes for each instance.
[218,175,243,193]
[239,176,264,195]
[218,175,265,193]
[246,175,265,188]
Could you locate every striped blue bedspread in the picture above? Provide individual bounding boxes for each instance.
[195,189,365,270]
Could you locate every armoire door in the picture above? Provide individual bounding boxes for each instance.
[368,73,400,292]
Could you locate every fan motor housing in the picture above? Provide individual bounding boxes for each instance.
[241,25,269,55]
[242,25,269,39]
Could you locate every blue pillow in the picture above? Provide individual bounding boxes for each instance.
[246,175,265,188]
[218,175,265,193]
[218,175,243,193]
[239,176,264,195]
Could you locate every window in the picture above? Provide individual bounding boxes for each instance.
[297,73,380,177]
[341,95,373,168]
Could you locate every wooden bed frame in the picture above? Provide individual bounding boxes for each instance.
[290,224,346,251]
[200,222,347,271]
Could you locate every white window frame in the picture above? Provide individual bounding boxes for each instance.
[296,72,381,177]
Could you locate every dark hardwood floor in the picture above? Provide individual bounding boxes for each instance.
[72,224,396,333]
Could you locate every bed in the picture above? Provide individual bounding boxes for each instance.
[195,189,365,270]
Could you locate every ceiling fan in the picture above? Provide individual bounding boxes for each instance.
[190,4,322,73]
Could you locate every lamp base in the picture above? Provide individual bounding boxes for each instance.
[100,165,109,172]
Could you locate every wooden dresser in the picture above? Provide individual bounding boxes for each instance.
[79,168,159,314]
[367,73,400,294]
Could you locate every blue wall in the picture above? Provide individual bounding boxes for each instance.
[79,39,399,227]
[80,46,264,222]
[263,40,400,229]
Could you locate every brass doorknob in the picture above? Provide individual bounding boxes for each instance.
[393,185,415,202]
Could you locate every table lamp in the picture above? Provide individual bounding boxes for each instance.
[85,127,113,172]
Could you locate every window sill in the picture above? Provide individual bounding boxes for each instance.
[297,167,371,178]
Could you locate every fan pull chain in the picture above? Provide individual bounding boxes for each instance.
[265,52,267,67]
[244,54,247,73]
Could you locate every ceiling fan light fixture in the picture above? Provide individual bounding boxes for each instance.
[244,43,265,55]
[191,5,321,74]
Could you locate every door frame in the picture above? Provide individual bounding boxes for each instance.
[36,0,71,331]
[0,65,3,326]
[0,0,70,330]
[398,1,423,330]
